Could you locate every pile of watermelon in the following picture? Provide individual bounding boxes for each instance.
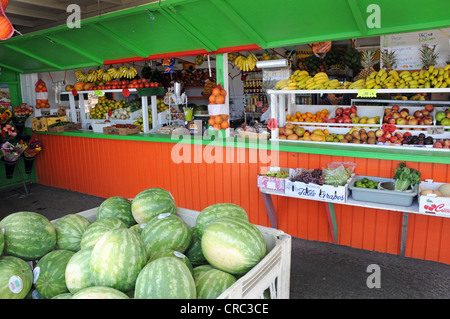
[0,188,267,299]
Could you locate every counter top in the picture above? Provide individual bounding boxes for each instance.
[33,129,450,164]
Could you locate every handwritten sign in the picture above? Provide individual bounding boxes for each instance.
[381,28,450,70]
[357,89,377,98]
[427,126,445,135]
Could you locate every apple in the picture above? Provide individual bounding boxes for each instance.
[343,108,351,115]
[336,116,344,123]
[385,108,392,114]
[403,132,412,138]
[423,116,433,125]
[344,118,352,123]
[422,109,430,116]
[384,114,393,123]
[350,112,358,118]
[425,104,434,112]
[329,118,337,123]
[419,119,425,125]
[378,136,387,143]
[392,112,401,120]
[350,105,357,113]
[396,118,407,125]
[384,132,392,139]
[342,114,350,121]
[444,145,450,149]
[390,136,398,143]
[395,132,403,139]
[435,111,446,122]
[441,118,450,126]
[447,112,450,119]
[400,108,409,113]
[388,118,397,124]
[444,139,450,147]
[434,141,443,148]
[392,105,400,112]
[375,129,384,138]
[414,110,424,118]
[400,110,409,118]
[336,107,344,116]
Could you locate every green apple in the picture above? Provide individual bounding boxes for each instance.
[441,118,450,126]
[436,111,446,122]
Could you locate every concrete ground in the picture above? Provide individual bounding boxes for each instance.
[1,183,450,299]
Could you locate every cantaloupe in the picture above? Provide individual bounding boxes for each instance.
[438,183,450,197]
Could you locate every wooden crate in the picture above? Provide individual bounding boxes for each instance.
[47,123,81,133]
[103,125,140,136]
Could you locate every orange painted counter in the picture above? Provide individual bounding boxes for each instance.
[32,130,450,265]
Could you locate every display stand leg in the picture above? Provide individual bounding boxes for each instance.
[400,212,409,256]
[260,192,278,229]
[324,202,338,244]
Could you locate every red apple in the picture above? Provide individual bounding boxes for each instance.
[336,107,344,116]
[390,136,398,143]
[388,118,397,124]
[343,108,351,115]
[392,105,400,112]
[375,129,384,137]
[350,112,357,118]
[344,118,352,123]
[350,105,357,113]
[425,104,434,112]
[397,118,407,125]
[385,108,392,114]
[384,132,392,139]
[336,116,344,123]
[423,116,433,125]
[422,109,430,116]
[419,119,425,125]
[392,112,401,120]
[400,110,409,118]
[414,110,424,118]
[434,141,443,148]
[384,115,393,123]
[403,132,412,138]
[444,139,450,147]
[408,118,419,125]
[378,136,387,143]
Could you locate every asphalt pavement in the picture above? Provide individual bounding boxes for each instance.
[1,183,450,299]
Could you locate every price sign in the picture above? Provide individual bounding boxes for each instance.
[357,89,377,98]
[94,90,104,96]
[427,126,445,135]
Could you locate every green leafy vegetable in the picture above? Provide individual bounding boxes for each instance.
[393,162,421,191]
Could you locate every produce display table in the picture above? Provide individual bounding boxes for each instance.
[260,188,423,257]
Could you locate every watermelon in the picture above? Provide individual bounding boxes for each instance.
[134,257,196,299]
[0,228,4,255]
[196,203,248,238]
[80,217,126,249]
[53,214,91,251]
[149,249,193,274]
[131,188,177,224]
[195,268,237,299]
[201,217,266,275]
[0,256,33,299]
[51,292,72,299]
[34,249,75,299]
[96,196,135,227]
[0,212,56,261]
[90,228,147,292]
[129,223,146,235]
[193,264,216,281]
[71,286,130,299]
[65,246,95,294]
[184,227,207,266]
[140,213,192,258]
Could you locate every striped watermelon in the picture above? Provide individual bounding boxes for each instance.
[96,196,135,227]
[90,228,147,292]
[140,213,192,258]
[53,214,91,251]
[0,256,33,299]
[33,249,75,299]
[134,257,196,299]
[51,292,72,299]
[71,286,130,299]
[149,249,193,274]
[193,264,216,281]
[201,217,266,275]
[129,223,146,235]
[131,188,177,224]
[195,268,237,299]
[196,203,248,238]
[0,228,4,255]
[184,227,207,266]
[65,246,95,294]
[0,212,56,261]
[80,217,126,249]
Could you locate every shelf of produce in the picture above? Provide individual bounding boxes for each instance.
[260,187,422,257]
[351,99,450,106]
[267,88,450,95]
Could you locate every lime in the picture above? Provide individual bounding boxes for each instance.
[361,178,369,184]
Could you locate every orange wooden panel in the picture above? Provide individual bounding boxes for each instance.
[33,134,450,265]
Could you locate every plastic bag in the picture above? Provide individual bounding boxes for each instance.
[322,162,356,187]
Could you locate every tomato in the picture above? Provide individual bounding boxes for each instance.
[145,83,150,88]
[150,82,156,87]
[139,84,144,88]
[128,84,134,88]
[132,80,138,85]
[154,83,159,87]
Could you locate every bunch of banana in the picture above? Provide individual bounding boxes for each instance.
[393,95,408,100]
[107,67,119,79]
[85,69,98,83]
[118,65,129,78]
[348,78,365,90]
[126,66,138,79]
[228,53,237,62]
[274,78,289,90]
[304,72,330,90]
[75,70,87,82]
[283,70,309,90]
[234,53,257,72]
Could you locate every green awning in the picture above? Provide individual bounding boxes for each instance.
[1,0,449,74]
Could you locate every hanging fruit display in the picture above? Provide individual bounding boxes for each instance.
[35,79,50,109]
[233,53,257,72]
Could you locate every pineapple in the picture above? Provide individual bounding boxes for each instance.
[357,50,376,80]
[381,49,397,72]
[419,44,439,70]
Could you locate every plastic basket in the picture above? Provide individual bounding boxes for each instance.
[72,207,291,299]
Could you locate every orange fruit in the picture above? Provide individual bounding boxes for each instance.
[214,116,223,124]
[213,123,221,131]
[215,95,225,104]
[212,87,221,96]
[295,111,301,117]
[220,89,227,96]
[221,120,229,129]
[221,114,229,120]
[208,118,215,126]
[209,95,216,104]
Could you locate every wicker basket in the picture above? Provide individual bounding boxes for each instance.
[238,130,271,139]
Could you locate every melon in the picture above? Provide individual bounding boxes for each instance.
[201,217,266,275]
[33,249,75,299]
[129,223,146,235]
[0,212,56,260]
[184,227,207,266]
[65,246,95,294]
[195,268,237,299]
[196,203,248,238]
[149,249,193,274]
[96,196,135,227]
[131,188,177,224]
[438,183,450,197]
[134,257,196,299]
[51,292,72,299]
[80,217,126,249]
[53,214,91,251]
[90,228,147,292]
[0,256,33,299]
[71,286,130,299]
[193,264,216,281]
[140,213,192,258]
